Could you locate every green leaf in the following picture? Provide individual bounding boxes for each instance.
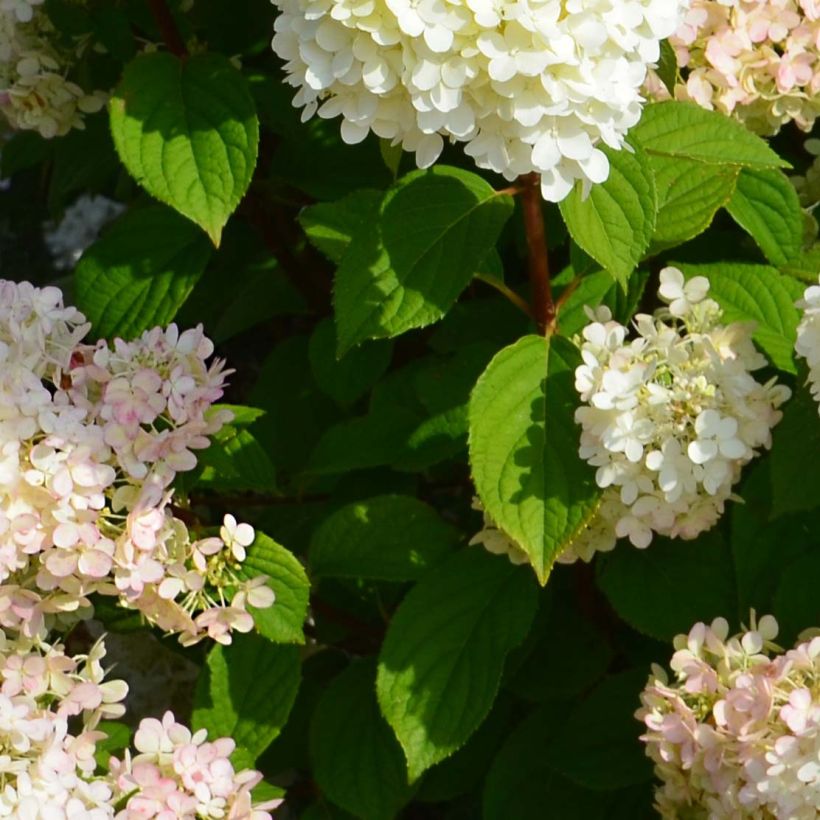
[197,420,277,492]
[726,167,804,265]
[557,269,649,337]
[308,403,422,476]
[544,669,652,791]
[770,384,820,518]
[560,143,657,286]
[678,262,803,373]
[0,130,52,177]
[376,549,537,781]
[656,40,678,95]
[468,335,600,584]
[249,335,340,477]
[415,698,513,803]
[506,581,613,702]
[334,166,513,354]
[650,155,738,251]
[732,493,816,616]
[631,101,788,169]
[783,244,820,283]
[394,342,498,471]
[75,204,212,339]
[310,660,414,820]
[300,190,382,265]
[237,532,310,644]
[595,531,737,641]
[213,404,267,427]
[193,634,300,761]
[110,52,259,245]
[309,495,458,581]
[483,704,655,819]
[309,318,393,407]
[94,721,131,771]
[48,114,119,211]
[484,705,594,820]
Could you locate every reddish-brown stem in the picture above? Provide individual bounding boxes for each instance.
[520,173,554,335]
[147,0,188,58]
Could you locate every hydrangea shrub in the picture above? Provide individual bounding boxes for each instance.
[0,0,819,817]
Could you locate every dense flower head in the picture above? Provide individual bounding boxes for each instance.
[110,711,283,819]
[44,195,126,271]
[0,1,106,137]
[651,0,820,134]
[637,614,820,818]
[0,632,126,817]
[0,633,282,818]
[0,279,275,645]
[270,0,686,201]
[565,267,789,562]
[795,273,820,412]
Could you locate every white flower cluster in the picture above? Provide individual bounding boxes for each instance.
[565,268,789,562]
[0,632,127,817]
[44,194,125,270]
[0,1,106,137]
[270,0,685,201]
[0,279,275,645]
[795,275,820,412]
[0,632,282,818]
[638,615,820,819]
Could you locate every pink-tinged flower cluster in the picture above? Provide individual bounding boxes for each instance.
[653,0,820,134]
[0,632,127,817]
[637,615,820,818]
[565,268,789,563]
[0,633,282,818]
[0,279,275,645]
[110,711,283,819]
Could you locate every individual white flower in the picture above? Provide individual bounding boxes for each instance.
[270,0,687,201]
[219,514,255,563]
[565,267,790,563]
[657,267,710,317]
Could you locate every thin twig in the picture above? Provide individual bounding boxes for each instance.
[554,277,581,315]
[495,184,526,197]
[519,173,555,335]
[147,0,188,58]
[475,273,533,318]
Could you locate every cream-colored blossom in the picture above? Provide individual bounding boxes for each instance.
[566,267,789,562]
[0,2,105,137]
[271,0,686,200]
